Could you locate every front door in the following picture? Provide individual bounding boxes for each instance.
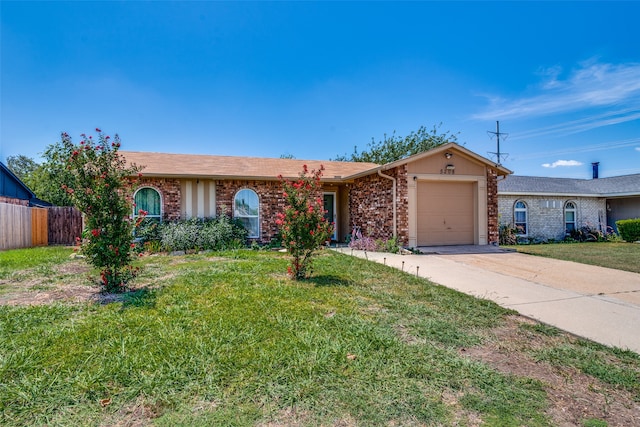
[323,192,337,241]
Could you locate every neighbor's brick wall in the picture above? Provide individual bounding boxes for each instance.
[498,195,606,241]
[0,196,28,206]
[136,178,181,221]
[349,166,409,246]
[487,170,499,245]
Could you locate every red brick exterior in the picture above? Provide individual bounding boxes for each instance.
[349,166,409,245]
[140,164,499,246]
[136,178,181,221]
[487,169,499,245]
[0,196,29,206]
[215,179,286,242]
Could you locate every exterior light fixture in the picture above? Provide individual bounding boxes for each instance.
[444,152,453,159]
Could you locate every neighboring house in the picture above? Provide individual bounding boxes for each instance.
[498,169,640,241]
[0,161,50,207]
[122,142,511,247]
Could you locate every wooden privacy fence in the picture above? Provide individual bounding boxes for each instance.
[0,203,32,250]
[48,206,83,245]
[0,203,82,250]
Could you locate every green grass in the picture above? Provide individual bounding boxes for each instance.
[0,248,638,425]
[505,242,640,274]
[0,246,74,279]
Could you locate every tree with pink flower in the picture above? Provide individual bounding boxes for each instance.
[61,129,143,292]
[277,165,333,279]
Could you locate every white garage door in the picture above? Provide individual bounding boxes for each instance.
[417,181,475,246]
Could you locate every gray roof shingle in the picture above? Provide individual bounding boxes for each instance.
[498,174,640,197]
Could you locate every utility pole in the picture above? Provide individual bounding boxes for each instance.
[487,121,508,165]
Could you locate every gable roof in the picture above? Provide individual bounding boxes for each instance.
[381,142,512,176]
[120,151,380,182]
[121,143,511,183]
[499,174,640,197]
[0,161,36,200]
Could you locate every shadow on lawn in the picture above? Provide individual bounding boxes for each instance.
[121,287,158,309]
[306,274,353,287]
[96,287,158,309]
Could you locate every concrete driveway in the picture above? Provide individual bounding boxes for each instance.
[334,247,640,353]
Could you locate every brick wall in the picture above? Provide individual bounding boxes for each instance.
[137,178,181,221]
[0,196,28,206]
[216,179,286,242]
[349,166,408,245]
[498,195,606,241]
[487,169,499,244]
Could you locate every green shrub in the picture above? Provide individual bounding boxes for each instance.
[160,215,247,252]
[499,224,518,245]
[616,218,640,242]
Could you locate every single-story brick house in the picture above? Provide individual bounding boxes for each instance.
[122,142,511,247]
[498,169,640,241]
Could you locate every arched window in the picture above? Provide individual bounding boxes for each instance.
[134,187,162,222]
[514,201,528,235]
[564,201,576,233]
[234,189,259,238]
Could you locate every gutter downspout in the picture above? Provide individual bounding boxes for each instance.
[378,169,397,238]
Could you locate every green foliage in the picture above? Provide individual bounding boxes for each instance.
[62,129,142,292]
[5,152,73,206]
[565,224,611,242]
[158,215,247,252]
[499,224,519,245]
[616,218,640,242]
[5,154,38,183]
[277,165,333,279]
[333,124,457,164]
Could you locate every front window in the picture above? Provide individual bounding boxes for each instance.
[565,202,576,233]
[234,189,259,238]
[514,201,528,235]
[134,187,162,222]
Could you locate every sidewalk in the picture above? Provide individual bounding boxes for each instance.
[333,247,640,353]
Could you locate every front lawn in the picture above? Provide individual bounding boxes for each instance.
[505,242,640,274]
[1,247,639,426]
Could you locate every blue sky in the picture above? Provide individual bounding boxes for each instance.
[2,1,639,179]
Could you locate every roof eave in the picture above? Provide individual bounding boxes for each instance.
[136,172,351,183]
[498,191,600,198]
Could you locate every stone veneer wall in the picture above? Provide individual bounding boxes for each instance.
[498,194,606,241]
[487,169,499,245]
[0,196,29,206]
[349,166,409,245]
[137,178,181,221]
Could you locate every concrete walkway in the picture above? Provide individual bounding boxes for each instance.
[333,247,640,353]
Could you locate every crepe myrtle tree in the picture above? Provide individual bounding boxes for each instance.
[276,165,333,279]
[61,129,143,292]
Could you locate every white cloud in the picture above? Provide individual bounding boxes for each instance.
[636,147,640,152]
[542,160,584,168]
[472,60,640,123]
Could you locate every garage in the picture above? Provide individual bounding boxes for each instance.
[417,181,475,246]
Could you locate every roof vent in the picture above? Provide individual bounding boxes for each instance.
[592,162,599,179]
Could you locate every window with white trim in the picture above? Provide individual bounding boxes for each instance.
[234,189,259,238]
[134,187,162,222]
[564,201,576,233]
[514,201,528,235]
